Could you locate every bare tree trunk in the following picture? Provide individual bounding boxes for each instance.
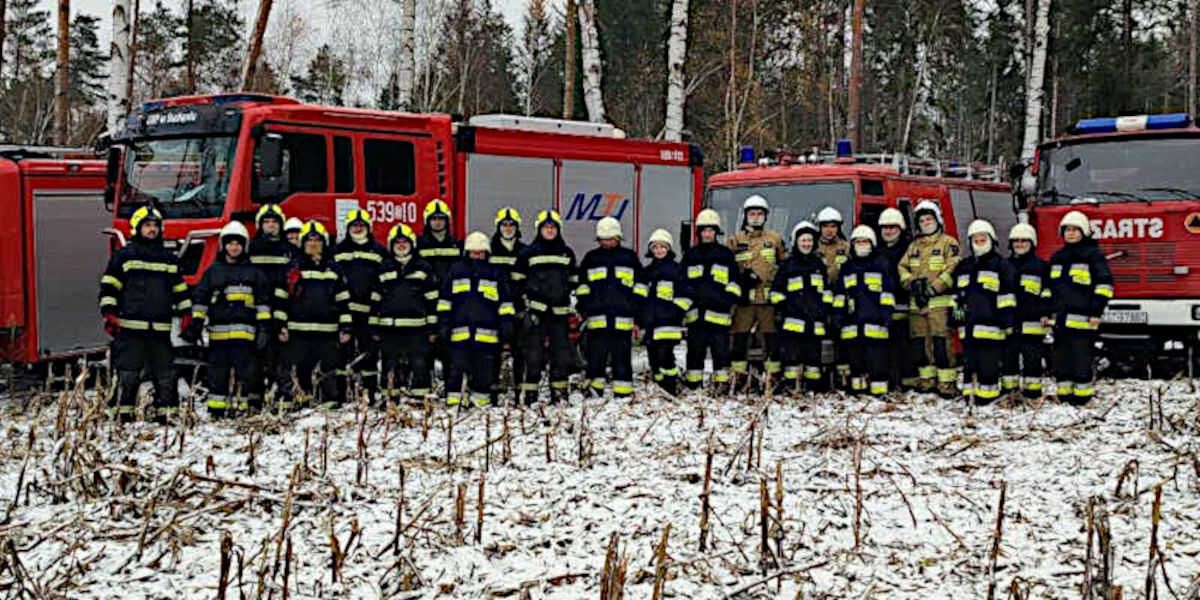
[54,0,70,145]
[847,0,865,148]
[0,0,8,79]
[241,0,273,91]
[577,0,606,123]
[902,9,940,153]
[397,0,415,110]
[126,0,138,108]
[185,0,194,93]
[563,0,577,119]
[1185,0,1195,117]
[986,61,997,164]
[663,0,689,141]
[1120,0,1131,91]
[107,0,132,132]
[1021,0,1051,159]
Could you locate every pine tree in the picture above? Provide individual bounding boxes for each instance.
[3,0,52,81]
[291,44,347,105]
[68,13,105,107]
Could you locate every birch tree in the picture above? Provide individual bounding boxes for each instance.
[1021,0,1050,159]
[663,0,689,141]
[396,0,415,110]
[577,0,605,122]
[107,0,132,132]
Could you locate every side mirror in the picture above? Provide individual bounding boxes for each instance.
[1007,160,1027,182]
[253,132,288,202]
[259,133,284,179]
[678,220,693,253]
[103,145,124,211]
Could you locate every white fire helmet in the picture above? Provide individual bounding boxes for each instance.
[1009,222,1038,247]
[596,216,623,240]
[463,231,490,253]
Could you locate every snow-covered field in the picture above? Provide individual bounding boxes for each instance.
[1,378,1198,598]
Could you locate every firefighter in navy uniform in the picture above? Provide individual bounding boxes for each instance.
[182,222,273,416]
[248,204,293,400]
[576,217,642,399]
[372,224,440,402]
[418,199,461,376]
[1047,210,1113,406]
[334,208,387,402]
[98,206,191,423]
[833,226,897,396]
[280,222,353,409]
[877,208,917,390]
[728,195,785,391]
[951,220,1018,405]
[437,232,516,407]
[637,229,688,396]
[815,206,851,387]
[680,209,741,391]
[417,199,461,287]
[1003,223,1052,398]
[516,210,577,404]
[769,221,830,394]
[489,207,527,395]
[899,200,961,397]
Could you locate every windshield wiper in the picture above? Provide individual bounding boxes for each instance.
[1077,190,1144,203]
[1139,187,1200,200]
[1038,187,1075,203]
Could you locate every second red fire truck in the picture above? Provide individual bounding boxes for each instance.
[1014,112,1200,371]
[103,94,704,284]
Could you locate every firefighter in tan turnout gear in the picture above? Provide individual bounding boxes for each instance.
[728,195,785,389]
[899,200,961,396]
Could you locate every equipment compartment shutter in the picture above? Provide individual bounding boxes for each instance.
[560,160,636,253]
[970,190,1017,244]
[35,191,108,355]
[465,155,554,244]
[949,189,975,245]
[638,165,693,252]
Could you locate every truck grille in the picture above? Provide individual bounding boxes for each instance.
[1103,241,1187,288]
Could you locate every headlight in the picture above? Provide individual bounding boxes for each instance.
[1192,305,1200,320]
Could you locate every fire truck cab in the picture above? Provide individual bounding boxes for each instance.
[104,94,703,284]
[1013,113,1200,365]
[0,149,108,364]
[706,146,1014,248]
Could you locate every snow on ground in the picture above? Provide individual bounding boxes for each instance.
[1,378,1198,598]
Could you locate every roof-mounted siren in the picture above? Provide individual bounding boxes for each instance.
[467,114,627,138]
[737,145,757,169]
[1070,113,1192,135]
[835,138,855,163]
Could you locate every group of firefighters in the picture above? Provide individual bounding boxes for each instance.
[98,194,1111,422]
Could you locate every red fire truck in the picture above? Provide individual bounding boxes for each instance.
[1013,112,1200,367]
[706,146,1014,245]
[103,94,704,283]
[0,148,109,364]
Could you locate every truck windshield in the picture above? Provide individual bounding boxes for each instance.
[1038,137,1200,204]
[117,135,237,219]
[707,181,856,237]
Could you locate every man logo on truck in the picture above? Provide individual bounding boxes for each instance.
[564,192,630,221]
[1090,217,1164,240]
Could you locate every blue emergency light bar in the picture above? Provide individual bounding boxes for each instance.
[835,138,853,158]
[1072,113,1191,134]
[739,145,756,164]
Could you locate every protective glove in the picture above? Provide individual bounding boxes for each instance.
[255,330,269,351]
[181,319,203,344]
[103,314,121,337]
[951,306,966,325]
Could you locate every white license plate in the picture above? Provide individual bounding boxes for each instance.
[1102,310,1148,324]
